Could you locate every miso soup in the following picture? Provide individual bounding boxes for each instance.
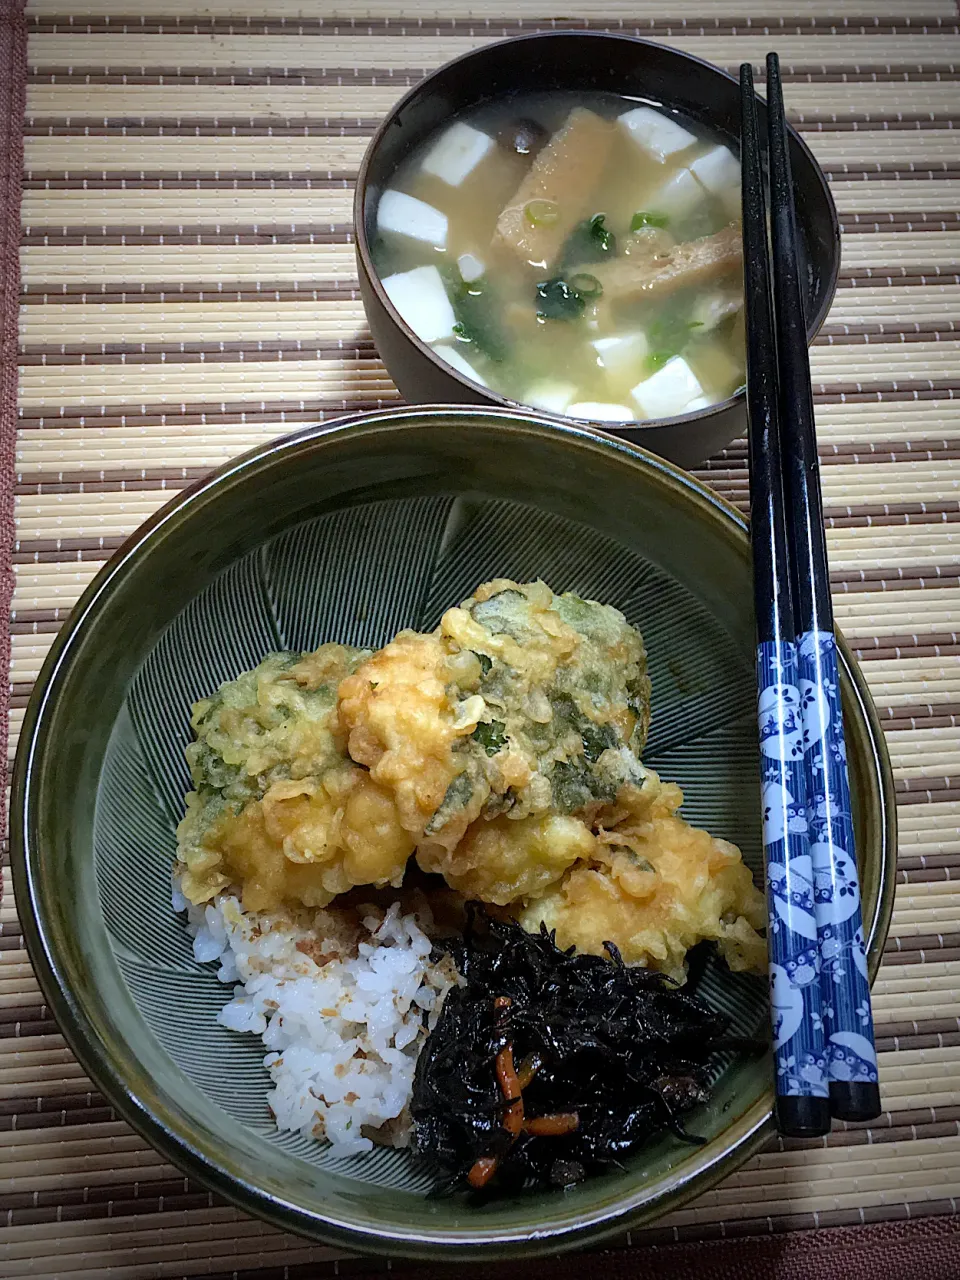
[371,90,747,424]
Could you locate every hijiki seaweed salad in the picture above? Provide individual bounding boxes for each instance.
[415,907,758,1192]
[174,579,766,1194]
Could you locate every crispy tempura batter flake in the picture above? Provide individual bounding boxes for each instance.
[519,767,767,983]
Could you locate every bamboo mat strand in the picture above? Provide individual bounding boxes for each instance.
[2,0,960,1275]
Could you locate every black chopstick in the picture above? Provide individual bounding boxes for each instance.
[764,53,881,1125]
[740,63,831,1140]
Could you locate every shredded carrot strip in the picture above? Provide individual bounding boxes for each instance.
[467,1156,498,1189]
[496,1043,521,1102]
[468,996,528,1187]
[496,1043,524,1134]
[523,1112,580,1137]
[503,1098,524,1136]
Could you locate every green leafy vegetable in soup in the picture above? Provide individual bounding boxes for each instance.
[443,267,510,363]
[645,303,704,372]
[535,277,587,321]
[562,213,618,267]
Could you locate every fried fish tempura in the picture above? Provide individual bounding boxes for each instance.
[518,768,767,984]
[176,644,414,912]
[337,579,652,901]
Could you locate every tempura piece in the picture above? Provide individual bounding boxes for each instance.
[518,768,767,984]
[591,224,742,304]
[337,630,487,846]
[429,812,598,906]
[338,579,652,898]
[440,579,652,819]
[492,108,616,272]
[176,645,415,912]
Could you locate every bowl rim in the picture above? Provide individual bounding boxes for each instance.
[353,29,841,433]
[10,406,894,1259]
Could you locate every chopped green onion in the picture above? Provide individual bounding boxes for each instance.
[524,199,560,227]
[567,272,603,300]
[631,210,670,231]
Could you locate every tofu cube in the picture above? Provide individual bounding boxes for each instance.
[432,343,488,387]
[687,340,744,398]
[457,252,485,283]
[377,190,448,249]
[690,290,743,333]
[619,106,697,163]
[647,168,704,221]
[718,186,743,221]
[592,331,649,384]
[690,145,741,196]
[421,122,494,187]
[630,357,705,420]
[523,381,577,414]
[566,401,636,424]
[381,265,456,343]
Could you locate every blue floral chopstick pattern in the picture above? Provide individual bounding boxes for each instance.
[796,629,878,1089]
[758,638,829,1099]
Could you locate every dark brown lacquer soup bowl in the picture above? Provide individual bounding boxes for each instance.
[355,32,840,469]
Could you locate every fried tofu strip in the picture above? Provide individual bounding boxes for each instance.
[492,108,616,272]
[592,224,742,304]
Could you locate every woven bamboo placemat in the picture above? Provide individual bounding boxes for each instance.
[2,1,959,1275]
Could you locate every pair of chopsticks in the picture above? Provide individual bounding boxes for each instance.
[741,55,881,1139]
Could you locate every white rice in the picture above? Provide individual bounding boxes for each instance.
[175,883,459,1158]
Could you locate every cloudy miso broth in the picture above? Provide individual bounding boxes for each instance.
[371,90,747,424]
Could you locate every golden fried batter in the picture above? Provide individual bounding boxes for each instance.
[176,644,414,911]
[338,580,651,894]
[427,812,598,905]
[338,630,490,848]
[518,769,767,983]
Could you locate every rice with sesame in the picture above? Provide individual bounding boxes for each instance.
[175,884,460,1157]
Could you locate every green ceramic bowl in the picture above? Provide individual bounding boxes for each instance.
[11,406,895,1260]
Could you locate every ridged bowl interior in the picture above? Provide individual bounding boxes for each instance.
[13,408,894,1258]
